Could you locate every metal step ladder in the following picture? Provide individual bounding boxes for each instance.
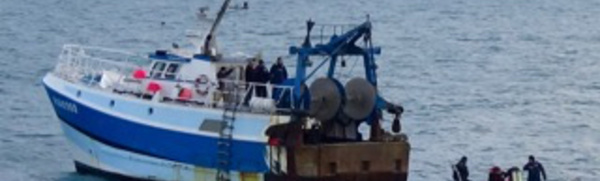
[216,85,239,181]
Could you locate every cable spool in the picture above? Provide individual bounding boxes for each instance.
[343,78,376,120]
[308,77,344,121]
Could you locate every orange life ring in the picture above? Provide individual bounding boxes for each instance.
[194,74,211,96]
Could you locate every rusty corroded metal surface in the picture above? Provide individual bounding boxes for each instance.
[266,140,410,181]
[265,110,410,181]
[295,141,410,177]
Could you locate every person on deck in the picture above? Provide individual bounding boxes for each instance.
[244,59,257,105]
[216,67,234,105]
[269,57,288,100]
[255,59,269,97]
[452,156,470,181]
[217,67,234,91]
[270,57,288,85]
[523,155,547,181]
[245,59,257,82]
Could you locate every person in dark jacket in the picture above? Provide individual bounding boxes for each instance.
[270,57,288,84]
[245,59,257,83]
[244,59,257,105]
[523,155,546,181]
[217,67,234,91]
[255,59,269,97]
[452,156,470,181]
[488,166,505,181]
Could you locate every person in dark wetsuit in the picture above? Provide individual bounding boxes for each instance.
[523,155,546,181]
[452,156,470,181]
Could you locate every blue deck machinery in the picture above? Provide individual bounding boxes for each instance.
[265,17,410,181]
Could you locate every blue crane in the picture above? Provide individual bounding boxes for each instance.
[288,18,403,130]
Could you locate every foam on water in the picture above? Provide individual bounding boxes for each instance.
[1,0,599,180]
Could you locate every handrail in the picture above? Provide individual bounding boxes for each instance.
[63,44,143,57]
[315,24,360,45]
[213,79,295,112]
[53,44,150,82]
[52,44,296,114]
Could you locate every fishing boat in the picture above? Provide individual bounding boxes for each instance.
[43,1,410,180]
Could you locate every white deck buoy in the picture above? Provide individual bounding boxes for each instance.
[249,97,275,111]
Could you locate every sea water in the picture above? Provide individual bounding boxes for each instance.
[1,0,598,180]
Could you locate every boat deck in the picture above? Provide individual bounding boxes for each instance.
[52,44,296,115]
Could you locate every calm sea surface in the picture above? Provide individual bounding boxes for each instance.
[1,0,599,180]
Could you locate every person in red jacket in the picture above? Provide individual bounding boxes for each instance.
[488,166,505,181]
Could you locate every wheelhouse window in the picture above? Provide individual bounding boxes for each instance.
[150,62,166,78]
[149,61,180,80]
[164,63,180,80]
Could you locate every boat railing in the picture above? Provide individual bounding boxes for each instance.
[314,23,359,45]
[52,44,296,114]
[53,44,151,84]
[288,23,360,47]
[216,80,296,113]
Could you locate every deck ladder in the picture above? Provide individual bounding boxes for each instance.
[216,85,240,181]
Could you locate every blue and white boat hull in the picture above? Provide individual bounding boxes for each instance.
[43,73,281,180]
[59,121,263,181]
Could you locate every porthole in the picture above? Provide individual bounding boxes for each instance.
[109,100,115,107]
[76,90,81,97]
[148,108,154,115]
